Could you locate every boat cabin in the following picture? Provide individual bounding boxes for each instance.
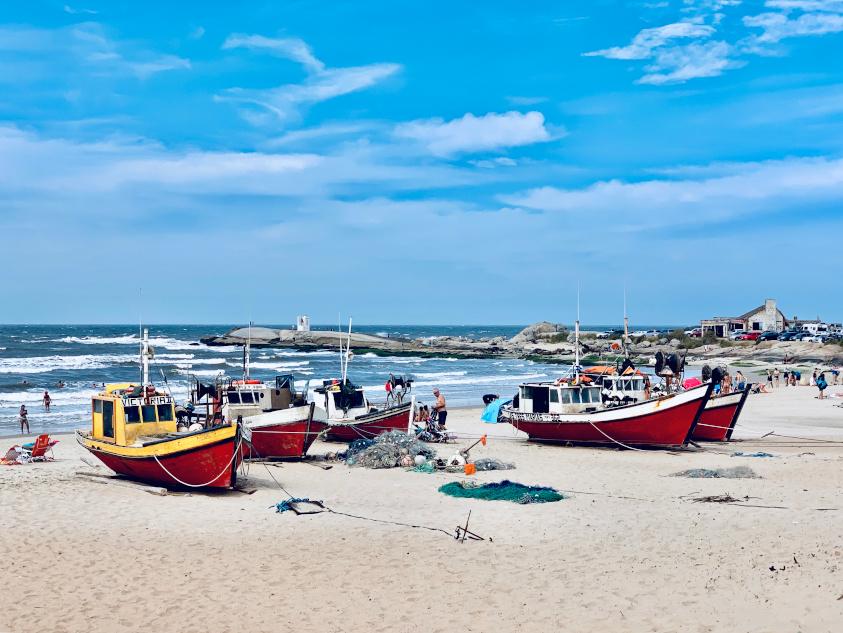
[215,374,302,422]
[517,382,603,415]
[311,378,368,420]
[90,383,177,446]
[598,374,649,405]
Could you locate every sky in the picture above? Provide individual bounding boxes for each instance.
[1,0,842,325]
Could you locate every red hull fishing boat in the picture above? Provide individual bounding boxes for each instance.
[323,402,413,442]
[501,383,712,447]
[690,388,749,442]
[313,318,415,442]
[78,329,242,489]
[241,404,328,458]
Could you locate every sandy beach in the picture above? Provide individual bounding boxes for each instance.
[2,385,842,633]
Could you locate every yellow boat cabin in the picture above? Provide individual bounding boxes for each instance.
[89,383,177,447]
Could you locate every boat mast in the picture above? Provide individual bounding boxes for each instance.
[243,321,252,381]
[342,317,353,383]
[141,328,150,386]
[623,286,630,358]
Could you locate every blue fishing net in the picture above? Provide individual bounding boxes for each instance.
[438,480,564,504]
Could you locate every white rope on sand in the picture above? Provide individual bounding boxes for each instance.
[152,437,242,488]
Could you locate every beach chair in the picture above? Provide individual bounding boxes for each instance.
[20,434,58,462]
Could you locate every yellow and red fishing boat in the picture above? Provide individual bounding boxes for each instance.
[76,329,243,489]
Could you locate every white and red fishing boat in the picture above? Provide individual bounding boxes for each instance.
[312,318,413,442]
[500,307,712,448]
[312,378,413,442]
[77,329,243,489]
[690,387,749,442]
[500,380,712,447]
[188,326,328,459]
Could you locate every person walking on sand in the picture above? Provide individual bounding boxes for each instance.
[773,367,780,388]
[811,369,817,387]
[817,372,828,399]
[19,404,29,434]
[432,388,447,429]
[783,369,789,387]
[42,390,51,412]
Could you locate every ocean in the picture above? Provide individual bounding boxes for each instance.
[0,323,588,437]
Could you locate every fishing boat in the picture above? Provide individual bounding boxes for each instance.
[188,324,329,460]
[77,329,242,489]
[690,388,750,442]
[212,375,328,459]
[313,378,413,442]
[499,302,713,448]
[314,318,413,442]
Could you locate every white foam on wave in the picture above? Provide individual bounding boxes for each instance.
[55,335,139,345]
[51,334,240,354]
[412,370,468,379]
[0,352,195,374]
[174,368,224,377]
[238,360,310,370]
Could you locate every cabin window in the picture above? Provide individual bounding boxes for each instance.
[102,400,114,438]
[570,390,581,404]
[228,393,241,404]
[141,405,157,423]
[240,392,255,404]
[560,389,572,404]
[125,406,141,424]
[549,389,559,403]
[93,399,103,413]
[157,404,174,422]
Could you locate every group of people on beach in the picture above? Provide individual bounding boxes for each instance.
[414,387,448,428]
[761,366,838,398]
[17,390,54,433]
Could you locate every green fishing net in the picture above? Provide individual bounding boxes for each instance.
[438,480,564,504]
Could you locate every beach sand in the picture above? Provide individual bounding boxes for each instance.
[2,385,842,632]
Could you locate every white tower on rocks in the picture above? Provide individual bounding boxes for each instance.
[296,315,311,332]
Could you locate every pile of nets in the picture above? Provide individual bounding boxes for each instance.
[473,457,515,472]
[438,480,564,504]
[346,430,437,469]
[672,466,758,479]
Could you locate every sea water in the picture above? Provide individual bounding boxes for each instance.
[0,324,584,437]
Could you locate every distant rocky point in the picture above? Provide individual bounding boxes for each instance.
[200,323,843,366]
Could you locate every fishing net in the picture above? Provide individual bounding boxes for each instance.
[438,480,564,504]
[472,457,515,472]
[672,466,758,479]
[346,431,437,469]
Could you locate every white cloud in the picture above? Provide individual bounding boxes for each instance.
[584,22,714,60]
[744,10,843,43]
[63,4,98,15]
[223,34,325,73]
[639,40,739,84]
[219,34,400,125]
[393,111,553,157]
[500,156,843,228]
[0,22,190,80]
[765,1,843,11]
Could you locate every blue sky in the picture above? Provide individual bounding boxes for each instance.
[1,0,842,325]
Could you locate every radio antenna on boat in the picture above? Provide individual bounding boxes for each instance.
[141,328,151,386]
[243,320,252,381]
[574,284,581,377]
[342,317,353,383]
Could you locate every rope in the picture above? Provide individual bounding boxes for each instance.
[584,419,649,452]
[152,437,241,488]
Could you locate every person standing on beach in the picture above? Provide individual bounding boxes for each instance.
[783,369,789,387]
[43,390,51,412]
[432,388,447,429]
[19,404,29,434]
[735,370,746,391]
[773,367,780,388]
[767,369,773,390]
[811,369,817,387]
[817,373,828,399]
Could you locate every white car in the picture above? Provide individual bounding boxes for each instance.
[729,330,746,341]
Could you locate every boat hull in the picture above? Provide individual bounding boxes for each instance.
[690,388,750,442]
[325,402,413,442]
[77,426,240,489]
[502,384,712,448]
[242,406,329,459]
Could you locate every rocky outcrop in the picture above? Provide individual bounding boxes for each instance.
[200,323,843,365]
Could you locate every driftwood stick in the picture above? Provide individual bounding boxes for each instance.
[75,471,168,496]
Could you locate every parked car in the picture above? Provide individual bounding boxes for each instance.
[685,328,702,338]
[737,332,762,341]
[729,330,746,341]
[758,331,779,341]
[802,334,827,343]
